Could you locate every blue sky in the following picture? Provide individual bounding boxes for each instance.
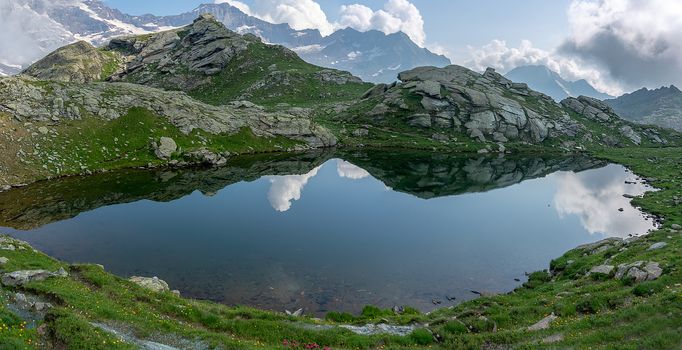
[104,0,570,58]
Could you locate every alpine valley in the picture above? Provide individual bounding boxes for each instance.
[0,3,682,350]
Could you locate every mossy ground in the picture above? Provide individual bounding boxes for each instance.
[1,146,682,349]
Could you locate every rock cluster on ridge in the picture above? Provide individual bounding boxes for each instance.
[350,65,668,148]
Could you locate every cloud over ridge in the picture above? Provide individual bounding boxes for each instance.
[465,0,682,95]
[215,0,426,45]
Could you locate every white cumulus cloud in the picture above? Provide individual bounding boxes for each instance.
[464,0,682,95]
[466,39,619,95]
[216,0,335,35]
[215,0,426,45]
[338,0,426,46]
[559,0,682,91]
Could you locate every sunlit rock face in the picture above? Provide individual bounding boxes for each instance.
[553,164,655,238]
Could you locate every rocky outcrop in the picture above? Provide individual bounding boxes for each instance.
[354,65,585,144]
[108,14,257,90]
[22,41,119,83]
[350,65,669,147]
[0,77,336,148]
[314,69,363,85]
[614,261,662,282]
[1,267,69,287]
[560,96,662,145]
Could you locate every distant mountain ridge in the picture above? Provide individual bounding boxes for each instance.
[605,85,682,131]
[0,0,450,82]
[504,65,613,101]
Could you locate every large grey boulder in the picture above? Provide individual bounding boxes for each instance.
[465,111,497,134]
[154,137,177,160]
[407,114,432,128]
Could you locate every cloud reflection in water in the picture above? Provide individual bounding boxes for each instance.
[336,160,370,180]
[267,166,321,212]
[553,165,654,238]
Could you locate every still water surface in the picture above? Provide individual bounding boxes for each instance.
[0,151,655,314]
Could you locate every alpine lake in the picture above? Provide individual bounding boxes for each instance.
[0,150,656,316]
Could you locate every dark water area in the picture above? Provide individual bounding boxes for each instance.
[0,151,655,315]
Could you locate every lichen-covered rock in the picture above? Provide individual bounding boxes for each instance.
[129,276,170,293]
[528,313,557,331]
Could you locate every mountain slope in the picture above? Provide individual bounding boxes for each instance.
[605,85,682,131]
[0,0,450,83]
[505,65,612,101]
[99,14,370,107]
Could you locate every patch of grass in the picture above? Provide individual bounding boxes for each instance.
[98,50,122,80]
